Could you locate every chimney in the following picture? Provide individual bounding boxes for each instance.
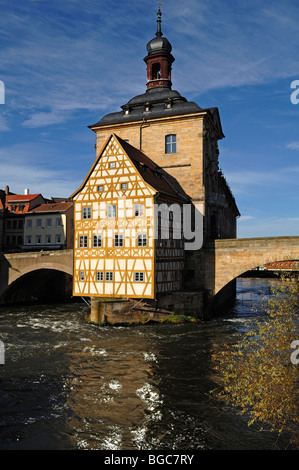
[5,185,9,195]
[24,189,29,195]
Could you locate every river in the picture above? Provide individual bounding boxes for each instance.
[0,277,291,450]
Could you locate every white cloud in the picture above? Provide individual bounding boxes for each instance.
[225,166,299,195]
[1,0,299,130]
[22,110,71,128]
[239,215,255,222]
[0,142,83,198]
[286,142,299,150]
[0,115,10,132]
[237,216,299,238]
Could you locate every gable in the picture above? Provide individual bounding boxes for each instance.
[70,134,156,203]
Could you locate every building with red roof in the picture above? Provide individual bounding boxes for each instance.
[23,201,73,251]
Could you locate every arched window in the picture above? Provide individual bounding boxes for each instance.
[152,63,161,80]
[165,134,177,153]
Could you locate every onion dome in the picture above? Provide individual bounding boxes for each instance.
[146,8,172,55]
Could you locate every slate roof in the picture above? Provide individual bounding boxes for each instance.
[115,135,190,203]
[88,88,224,138]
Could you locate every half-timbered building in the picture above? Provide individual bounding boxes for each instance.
[70,134,189,301]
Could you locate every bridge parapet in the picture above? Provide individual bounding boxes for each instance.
[205,236,299,300]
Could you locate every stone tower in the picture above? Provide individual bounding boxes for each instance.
[88,8,239,294]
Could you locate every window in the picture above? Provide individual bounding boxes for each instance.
[36,235,41,244]
[27,219,32,229]
[105,272,113,282]
[96,271,104,282]
[93,234,102,247]
[152,62,161,80]
[114,234,123,247]
[80,271,85,281]
[135,272,144,282]
[46,234,51,244]
[26,235,32,244]
[79,235,88,248]
[56,218,62,228]
[98,185,104,192]
[83,207,91,219]
[46,218,52,228]
[137,234,147,247]
[134,203,144,217]
[107,205,117,218]
[36,219,42,228]
[109,162,116,169]
[121,183,127,190]
[18,220,23,229]
[56,234,61,244]
[165,134,177,154]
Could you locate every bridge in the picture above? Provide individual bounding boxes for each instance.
[0,236,299,316]
[0,250,73,304]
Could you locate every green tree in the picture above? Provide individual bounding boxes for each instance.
[214,274,299,448]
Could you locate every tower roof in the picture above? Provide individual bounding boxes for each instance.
[146,7,172,55]
[88,7,224,139]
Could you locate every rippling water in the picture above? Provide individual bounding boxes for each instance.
[0,278,289,450]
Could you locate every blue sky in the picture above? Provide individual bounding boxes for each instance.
[0,0,298,238]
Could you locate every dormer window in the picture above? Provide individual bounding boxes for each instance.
[144,102,151,112]
[165,99,172,109]
[123,105,130,115]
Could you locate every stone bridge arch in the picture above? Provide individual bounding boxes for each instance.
[0,250,73,302]
[204,236,299,311]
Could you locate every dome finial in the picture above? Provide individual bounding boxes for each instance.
[156,4,163,37]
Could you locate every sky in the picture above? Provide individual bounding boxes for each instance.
[0,0,299,238]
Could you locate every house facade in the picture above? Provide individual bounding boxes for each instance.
[71,134,189,300]
[0,186,73,253]
[23,201,74,251]
[4,190,46,251]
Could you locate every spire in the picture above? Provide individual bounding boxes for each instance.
[156,7,163,37]
[144,5,174,90]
